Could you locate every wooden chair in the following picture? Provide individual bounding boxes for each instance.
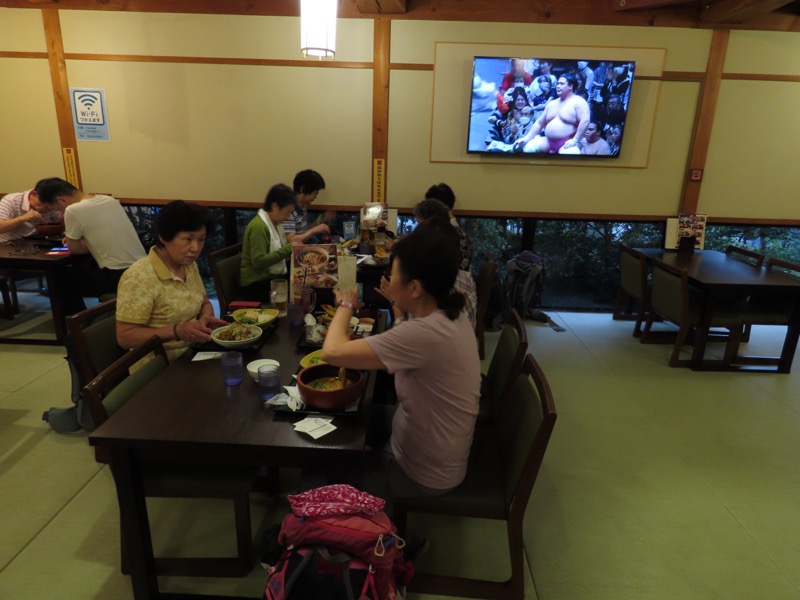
[0,274,18,319]
[475,256,498,359]
[66,299,125,385]
[612,244,650,337]
[478,308,528,426]
[642,261,742,367]
[208,243,243,317]
[393,354,557,600]
[725,246,765,342]
[725,245,765,268]
[84,335,256,577]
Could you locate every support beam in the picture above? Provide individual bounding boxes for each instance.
[700,0,795,23]
[613,0,696,10]
[356,0,407,14]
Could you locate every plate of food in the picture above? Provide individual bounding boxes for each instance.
[232,308,279,328]
[299,349,327,368]
[211,322,262,349]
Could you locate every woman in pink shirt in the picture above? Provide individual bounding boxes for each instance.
[322,222,481,500]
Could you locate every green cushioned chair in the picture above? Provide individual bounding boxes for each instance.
[84,335,256,577]
[393,354,557,600]
[643,261,743,367]
[209,242,243,317]
[478,308,527,426]
[475,256,498,359]
[612,244,651,337]
[66,299,125,386]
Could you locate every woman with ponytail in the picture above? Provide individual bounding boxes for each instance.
[322,222,480,500]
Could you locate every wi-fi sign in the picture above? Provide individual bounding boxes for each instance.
[77,93,98,109]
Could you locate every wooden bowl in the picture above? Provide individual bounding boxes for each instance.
[35,222,65,236]
[296,364,365,411]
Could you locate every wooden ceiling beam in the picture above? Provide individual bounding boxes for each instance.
[612,0,697,11]
[700,0,796,23]
[355,0,407,14]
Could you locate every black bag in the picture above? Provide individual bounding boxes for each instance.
[506,251,545,319]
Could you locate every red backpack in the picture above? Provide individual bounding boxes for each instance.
[264,485,413,600]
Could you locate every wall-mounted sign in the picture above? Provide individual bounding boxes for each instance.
[70,88,110,142]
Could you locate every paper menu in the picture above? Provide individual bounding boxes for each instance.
[291,244,338,290]
[665,213,707,249]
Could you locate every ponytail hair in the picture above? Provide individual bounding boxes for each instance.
[392,217,463,321]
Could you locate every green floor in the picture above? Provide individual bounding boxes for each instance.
[1,311,799,599]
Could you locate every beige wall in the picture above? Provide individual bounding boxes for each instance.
[698,30,800,220]
[0,8,797,221]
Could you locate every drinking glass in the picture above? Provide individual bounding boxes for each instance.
[287,301,305,327]
[301,287,317,314]
[270,278,289,316]
[220,351,243,386]
[258,364,282,401]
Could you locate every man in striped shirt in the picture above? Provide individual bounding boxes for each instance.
[0,188,62,244]
[283,169,330,244]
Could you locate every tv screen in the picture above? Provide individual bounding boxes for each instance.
[467,57,636,158]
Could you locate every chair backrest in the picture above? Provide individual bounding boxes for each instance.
[650,261,690,325]
[83,335,168,428]
[725,246,765,268]
[66,299,125,384]
[475,257,498,331]
[619,244,649,302]
[765,257,800,279]
[494,354,557,518]
[209,243,243,316]
[483,309,528,420]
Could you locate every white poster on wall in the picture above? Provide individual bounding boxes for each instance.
[70,88,110,142]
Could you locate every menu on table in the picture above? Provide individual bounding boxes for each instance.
[665,213,707,250]
[291,244,338,300]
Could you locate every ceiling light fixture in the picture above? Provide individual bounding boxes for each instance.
[300,0,337,60]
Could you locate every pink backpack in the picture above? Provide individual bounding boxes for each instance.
[264,485,413,600]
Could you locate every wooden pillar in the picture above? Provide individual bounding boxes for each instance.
[680,29,729,214]
[371,17,390,203]
[42,8,82,189]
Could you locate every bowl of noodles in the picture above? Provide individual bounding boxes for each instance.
[296,364,365,411]
[296,247,330,271]
[211,322,262,349]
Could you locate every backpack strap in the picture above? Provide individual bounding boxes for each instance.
[281,546,317,598]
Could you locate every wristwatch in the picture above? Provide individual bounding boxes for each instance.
[338,301,355,310]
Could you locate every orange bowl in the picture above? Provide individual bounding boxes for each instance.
[296,364,365,411]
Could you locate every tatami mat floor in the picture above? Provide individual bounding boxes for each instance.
[1,310,799,599]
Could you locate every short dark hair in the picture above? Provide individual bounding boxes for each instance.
[560,73,579,92]
[424,183,456,210]
[34,177,79,206]
[413,198,450,222]
[156,200,215,246]
[391,220,464,320]
[292,170,326,196]
[263,183,297,212]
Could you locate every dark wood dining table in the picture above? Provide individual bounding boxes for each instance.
[89,312,386,600]
[0,240,76,344]
[637,248,800,372]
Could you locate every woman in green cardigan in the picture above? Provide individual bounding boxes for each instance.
[239,184,295,301]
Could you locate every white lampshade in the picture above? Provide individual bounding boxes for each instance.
[300,0,337,59]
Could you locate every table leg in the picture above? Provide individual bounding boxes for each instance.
[111,448,160,600]
[690,295,714,369]
[778,302,800,374]
[44,269,67,344]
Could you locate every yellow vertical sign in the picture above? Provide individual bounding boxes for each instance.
[62,147,79,187]
[372,158,385,203]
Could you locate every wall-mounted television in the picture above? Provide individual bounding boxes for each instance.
[467,56,636,159]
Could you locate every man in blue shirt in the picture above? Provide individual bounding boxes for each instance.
[283,169,330,244]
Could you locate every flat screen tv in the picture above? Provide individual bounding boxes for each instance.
[467,56,636,159]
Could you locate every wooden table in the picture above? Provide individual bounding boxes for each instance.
[638,248,800,372]
[89,312,386,600]
[0,241,76,345]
